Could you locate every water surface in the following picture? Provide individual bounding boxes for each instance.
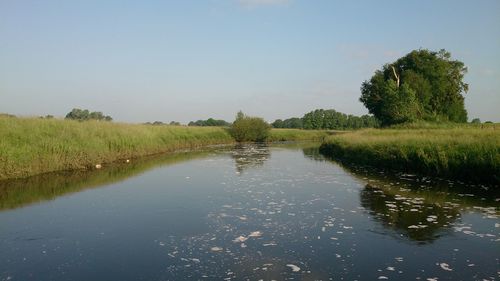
[0,144,498,280]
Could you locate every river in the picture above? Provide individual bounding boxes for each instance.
[0,143,498,280]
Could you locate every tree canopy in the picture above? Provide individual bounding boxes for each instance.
[188,118,229,127]
[272,109,378,130]
[360,49,468,125]
[271,117,303,129]
[65,108,112,121]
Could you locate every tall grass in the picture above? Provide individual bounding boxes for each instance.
[0,117,234,180]
[267,128,332,142]
[319,125,500,184]
[0,117,326,180]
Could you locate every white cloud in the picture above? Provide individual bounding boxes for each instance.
[238,0,290,7]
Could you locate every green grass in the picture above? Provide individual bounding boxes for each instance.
[0,117,235,180]
[0,117,326,180]
[267,128,332,142]
[319,124,500,184]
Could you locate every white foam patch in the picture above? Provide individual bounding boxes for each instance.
[286,264,301,272]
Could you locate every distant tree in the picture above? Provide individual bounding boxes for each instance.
[471,118,481,124]
[271,119,284,128]
[272,117,303,129]
[302,109,378,130]
[236,111,245,121]
[65,108,112,121]
[152,121,164,125]
[283,117,303,129]
[360,49,468,125]
[187,118,229,126]
[169,121,181,126]
[65,108,89,120]
[230,111,270,142]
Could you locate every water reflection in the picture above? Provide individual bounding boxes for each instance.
[0,150,214,210]
[360,184,459,243]
[231,143,270,174]
[307,147,500,244]
[302,146,326,162]
[0,144,498,281]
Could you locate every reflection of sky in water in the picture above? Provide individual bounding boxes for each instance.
[0,144,498,281]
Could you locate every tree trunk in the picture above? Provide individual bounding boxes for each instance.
[391,66,400,88]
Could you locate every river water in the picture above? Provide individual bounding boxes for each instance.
[0,143,498,281]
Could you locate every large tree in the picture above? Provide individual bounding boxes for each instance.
[360,49,468,125]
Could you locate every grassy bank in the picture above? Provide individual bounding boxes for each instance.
[0,117,326,180]
[319,125,500,184]
[0,117,234,180]
[267,128,331,142]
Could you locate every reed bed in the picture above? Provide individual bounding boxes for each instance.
[320,125,500,184]
[0,117,234,180]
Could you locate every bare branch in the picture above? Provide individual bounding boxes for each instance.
[391,66,400,88]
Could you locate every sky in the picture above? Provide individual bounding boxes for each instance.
[1,0,499,123]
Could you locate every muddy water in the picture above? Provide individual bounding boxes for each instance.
[0,144,498,280]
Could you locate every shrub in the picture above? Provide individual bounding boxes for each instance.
[229,111,270,142]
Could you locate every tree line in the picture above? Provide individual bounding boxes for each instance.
[272,109,379,130]
[65,108,112,121]
[188,118,230,127]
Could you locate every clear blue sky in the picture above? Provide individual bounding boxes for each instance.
[1,0,499,123]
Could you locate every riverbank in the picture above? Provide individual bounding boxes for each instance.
[319,125,499,184]
[0,117,327,180]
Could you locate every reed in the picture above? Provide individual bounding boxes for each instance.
[0,117,234,180]
[319,124,500,184]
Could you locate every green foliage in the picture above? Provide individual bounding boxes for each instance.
[229,112,271,142]
[378,82,422,124]
[271,117,303,129]
[320,125,500,184]
[471,118,481,124]
[188,118,229,127]
[360,49,468,126]
[65,108,112,121]
[302,109,379,130]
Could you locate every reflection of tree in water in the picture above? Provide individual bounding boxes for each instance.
[301,146,326,162]
[309,153,500,244]
[360,183,460,244]
[231,144,270,174]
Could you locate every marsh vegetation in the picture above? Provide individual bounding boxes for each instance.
[320,124,499,184]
